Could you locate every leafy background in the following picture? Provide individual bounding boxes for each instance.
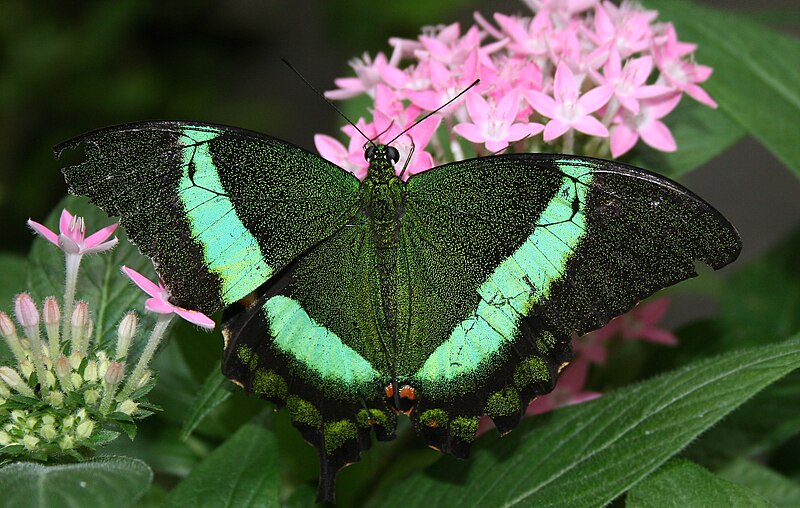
[0,0,799,506]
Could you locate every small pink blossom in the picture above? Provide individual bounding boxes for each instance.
[121,266,215,329]
[493,11,553,58]
[325,53,391,100]
[595,50,672,114]
[28,209,118,255]
[610,93,681,157]
[589,2,657,59]
[653,24,717,108]
[454,89,544,152]
[526,63,612,141]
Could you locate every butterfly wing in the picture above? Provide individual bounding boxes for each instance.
[55,121,361,314]
[222,212,406,502]
[400,153,740,453]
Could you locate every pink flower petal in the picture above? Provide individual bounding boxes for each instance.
[485,139,510,153]
[27,219,59,246]
[610,122,638,158]
[59,209,73,236]
[314,134,348,165]
[82,238,119,255]
[453,123,484,144]
[553,63,579,102]
[640,119,677,152]
[145,297,175,314]
[175,307,216,329]
[578,85,613,114]
[543,119,570,141]
[465,92,491,124]
[84,223,118,249]
[525,90,557,118]
[572,115,609,137]
[121,266,162,298]
[686,84,718,108]
[638,328,679,345]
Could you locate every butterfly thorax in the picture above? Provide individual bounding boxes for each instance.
[362,145,406,378]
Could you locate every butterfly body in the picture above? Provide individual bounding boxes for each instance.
[56,121,741,503]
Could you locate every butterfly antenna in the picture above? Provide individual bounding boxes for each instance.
[386,78,480,146]
[281,58,376,147]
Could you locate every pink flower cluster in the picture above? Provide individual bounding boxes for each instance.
[316,0,716,178]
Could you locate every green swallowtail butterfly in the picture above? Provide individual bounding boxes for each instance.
[55,121,740,503]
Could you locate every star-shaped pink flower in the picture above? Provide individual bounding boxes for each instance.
[525,62,613,141]
[454,89,544,152]
[610,93,682,157]
[121,266,215,329]
[28,209,118,255]
[653,24,717,108]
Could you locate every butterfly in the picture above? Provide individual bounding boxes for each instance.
[55,121,741,503]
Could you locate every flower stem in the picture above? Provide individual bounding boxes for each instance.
[24,327,49,395]
[117,314,172,400]
[563,129,575,154]
[62,253,82,345]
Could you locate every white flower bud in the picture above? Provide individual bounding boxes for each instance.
[18,360,34,380]
[69,351,84,370]
[46,391,64,408]
[84,360,98,382]
[75,419,95,440]
[115,312,137,360]
[59,435,74,450]
[117,399,139,416]
[0,367,34,397]
[39,425,57,441]
[0,431,12,445]
[70,372,83,389]
[22,434,40,450]
[83,389,100,406]
[62,415,75,429]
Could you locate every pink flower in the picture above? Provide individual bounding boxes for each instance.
[610,93,681,157]
[524,0,599,20]
[595,49,672,114]
[454,89,544,152]
[493,11,553,58]
[653,24,717,108]
[526,62,613,141]
[617,297,678,345]
[325,53,391,100]
[121,266,215,329]
[28,209,118,255]
[589,2,657,59]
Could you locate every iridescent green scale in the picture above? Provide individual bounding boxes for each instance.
[56,121,741,503]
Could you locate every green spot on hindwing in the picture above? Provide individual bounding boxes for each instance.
[236,345,258,369]
[356,409,392,429]
[252,370,288,400]
[449,416,479,442]
[178,127,273,305]
[514,356,551,388]
[419,409,449,428]
[536,331,556,354]
[286,395,321,427]
[485,387,521,418]
[324,420,358,454]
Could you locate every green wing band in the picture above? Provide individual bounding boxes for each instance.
[178,127,273,304]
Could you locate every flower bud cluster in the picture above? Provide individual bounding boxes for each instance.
[0,296,153,459]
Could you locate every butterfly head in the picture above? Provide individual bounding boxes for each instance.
[365,144,400,183]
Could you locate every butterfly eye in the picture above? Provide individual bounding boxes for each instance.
[387,146,400,163]
[365,146,376,162]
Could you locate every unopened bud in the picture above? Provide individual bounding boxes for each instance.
[0,312,27,364]
[116,312,137,360]
[69,351,84,370]
[70,372,82,389]
[46,391,64,408]
[44,370,56,390]
[117,399,138,415]
[84,360,98,382]
[14,293,39,330]
[0,431,11,446]
[83,389,100,405]
[75,419,95,440]
[62,415,75,429]
[43,297,61,358]
[54,356,73,390]
[39,424,57,441]
[22,434,40,450]
[104,362,125,386]
[0,367,34,397]
[59,435,74,450]
[0,378,10,398]
[18,360,33,379]
[10,409,26,424]
[70,301,89,351]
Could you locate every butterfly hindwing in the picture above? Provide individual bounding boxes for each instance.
[400,154,741,450]
[55,121,361,314]
[221,220,397,501]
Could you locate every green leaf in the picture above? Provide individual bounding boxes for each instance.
[644,0,800,176]
[180,366,232,441]
[683,371,800,468]
[626,98,744,179]
[0,252,26,308]
[164,421,280,508]
[0,456,152,508]
[26,195,158,354]
[375,335,800,508]
[626,460,773,507]
[719,459,800,508]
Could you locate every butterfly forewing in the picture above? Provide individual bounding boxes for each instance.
[56,121,361,314]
